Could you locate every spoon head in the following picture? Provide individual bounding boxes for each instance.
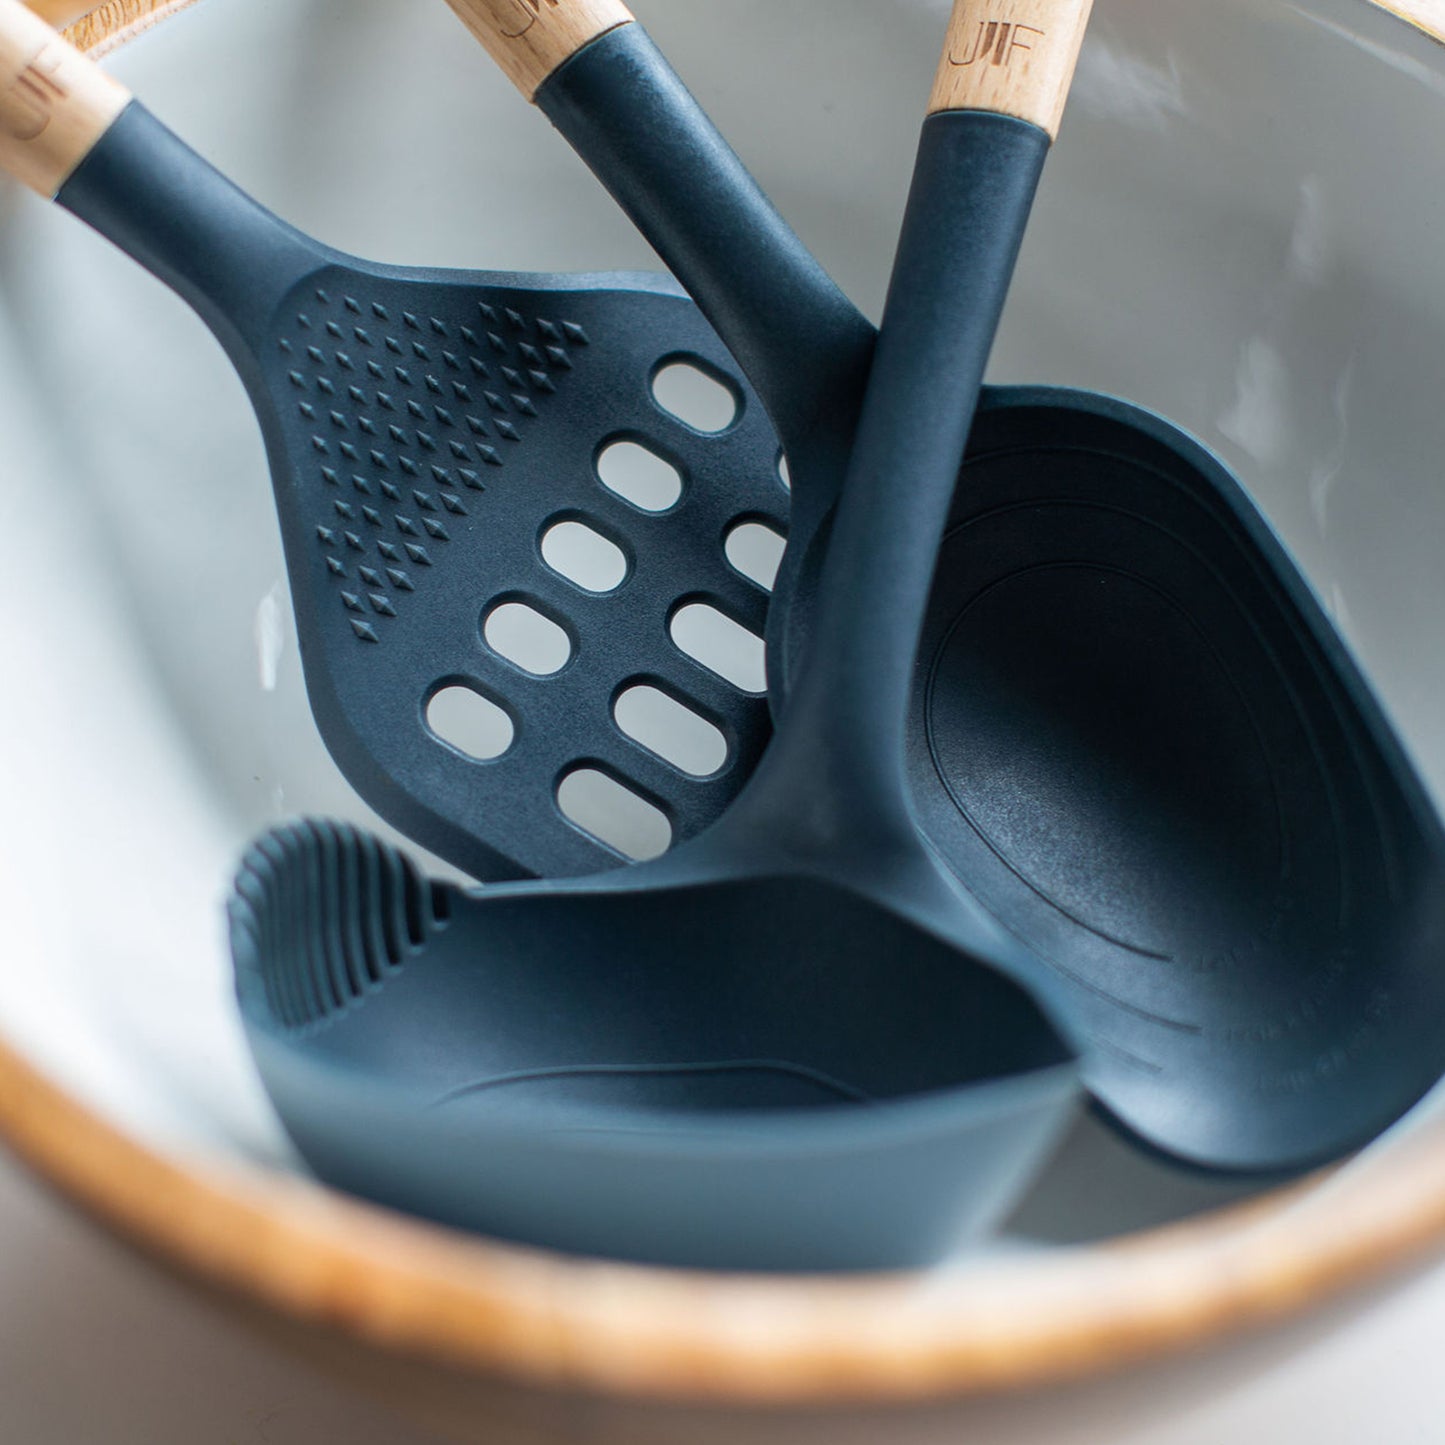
[908,386,1445,1170]
[231,821,1078,1271]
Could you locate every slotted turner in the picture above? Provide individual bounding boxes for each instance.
[0,0,788,881]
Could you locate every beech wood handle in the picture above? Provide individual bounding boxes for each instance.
[442,0,633,99]
[0,0,126,195]
[928,0,1094,138]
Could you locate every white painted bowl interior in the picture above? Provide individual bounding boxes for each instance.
[2,0,1445,1257]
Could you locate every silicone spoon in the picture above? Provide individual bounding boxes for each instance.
[228,0,1091,1272]
[0,0,791,883]
[455,0,1445,1171]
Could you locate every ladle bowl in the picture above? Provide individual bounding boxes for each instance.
[906,387,1445,1169]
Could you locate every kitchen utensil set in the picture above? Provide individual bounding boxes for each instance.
[4,0,1444,1269]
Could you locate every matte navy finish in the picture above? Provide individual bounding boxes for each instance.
[522,23,1445,1171]
[537,24,875,694]
[538,24,873,469]
[231,111,1085,1271]
[58,101,787,882]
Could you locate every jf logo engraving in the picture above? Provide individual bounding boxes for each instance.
[949,19,1045,68]
[0,44,66,143]
[499,0,561,40]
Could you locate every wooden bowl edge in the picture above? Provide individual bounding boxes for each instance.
[3,1032,1445,1405]
[24,0,203,55]
[1370,0,1445,42]
[34,0,1445,57]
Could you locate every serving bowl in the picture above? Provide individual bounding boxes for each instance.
[4,0,1445,1427]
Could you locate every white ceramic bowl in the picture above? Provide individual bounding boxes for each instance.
[4,0,1445,1426]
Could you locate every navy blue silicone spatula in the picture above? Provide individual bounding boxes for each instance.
[0,0,792,883]
[226,0,1092,1272]
[456,0,1445,1174]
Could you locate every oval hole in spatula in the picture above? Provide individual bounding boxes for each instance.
[652,359,739,433]
[483,600,573,676]
[426,685,515,762]
[557,768,673,860]
[615,685,729,776]
[725,520,786,592]
[597,440,683,512]
[541,519,629,593]
[669,604,767,694]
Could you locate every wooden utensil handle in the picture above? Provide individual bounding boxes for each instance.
[929,0,1094,138]
[0,0,127,195]
[442,0,633,99]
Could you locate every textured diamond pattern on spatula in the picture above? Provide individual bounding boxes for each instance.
[280,286,587,643]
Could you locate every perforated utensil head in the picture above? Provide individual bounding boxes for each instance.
[52,104,784,881]
[252,262,783,880]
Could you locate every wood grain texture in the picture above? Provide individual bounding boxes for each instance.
[59,0,203,59]
[39,0,1445,69]
[0,0,127,194]
[1370,0,1445,40]
[3,1027,1445,1404]
[928,0,1094,138]
[26,0,202,58]
[442,0,632,99]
